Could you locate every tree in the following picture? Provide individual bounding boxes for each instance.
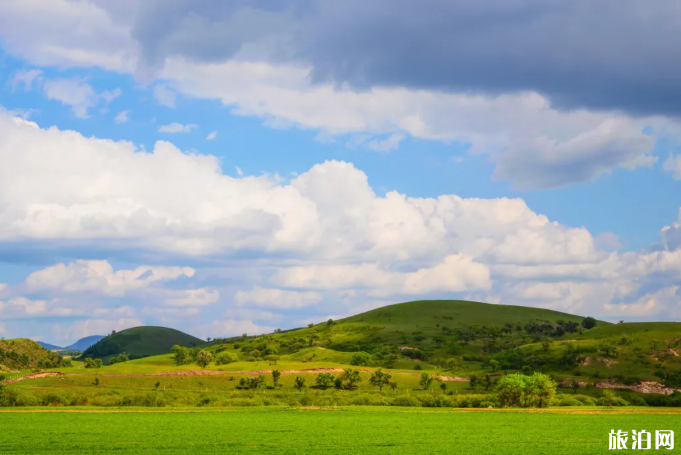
[446,358,459,371]
[316,372,335,390]
[440,382,447,393]
[469,374,478,390]
[93,377,100,386]
[581,317,597,329]
[489,359,500,372]
[247,374,266,390]
[265,355,279,365]
[350,352,372,366]
[294,376,306,391]
[327,319,335,327]
[155,381,161,389]
[419,373,433,390]
[342,369,362,390]
[215,352,238,365]
[171,345,191,365]
[195,350,213,369]
[84,358,102,369]
[369,369,392,392]
[389,381,398,392]
[496,373,556,408]
[541,340,551,352]
[334,377,343,390]
[272,370,281,388]
[484,374,493,391]
[307,323,314,328]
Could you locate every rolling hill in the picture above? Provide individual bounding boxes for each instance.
[36,341,63,350]
[0,339,66,371]
[80,326,205,362]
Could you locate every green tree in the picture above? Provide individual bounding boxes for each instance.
[342,369,362,390]
[155,381,161,389]
[316,372,335,390]
[327,319,335,327]
[265,354,280,365]
[195,350,213,369]
[215,352,239,365]
[84,358,102,369]
[446,358,459,371]
[581,317,597,329]
[496,373,556,408]
[333,377,343,390]
[369,369,392,392]
[350,352,372,366]
[419,373,433,390]
[440,382,447,393]
[541,340,551,352]
[294,376,306,391]
[469,374,478,390]
[272,370,281,388]
[489,359,500,372]
[389,381,398,392]
[247,374,266,390]
[171,345,190,365]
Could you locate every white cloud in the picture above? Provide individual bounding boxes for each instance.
[43,78,99,118]
[235,166,243,176]
[194,319,276,339]
[206,130,218,140]
[57,318,142,341]
[153,83,177,108]
[10,69,43,90]
[159,122,198,133]
[0,110,680,320]
[165,288,220,307]
[25,260,195,296]
[100,88,121,104]
[0,297,48,315]
[235,287,322,309]
[664,153,681,180]
[114,110,129,124]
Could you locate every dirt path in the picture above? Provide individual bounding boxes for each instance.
[3,372,64,385]
[49,368,470,382]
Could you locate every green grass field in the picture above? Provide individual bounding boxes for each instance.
[1,407,679,454]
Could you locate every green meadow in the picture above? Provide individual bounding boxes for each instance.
[2,407,680,454]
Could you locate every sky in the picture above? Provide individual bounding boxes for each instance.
[0,0,680,345]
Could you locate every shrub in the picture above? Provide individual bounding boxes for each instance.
[350,352,372,366]
[391,395,421,407]
[496,372,556,408]
[215,352,238,365]
[597,389,629,406]
[581,317,597,329]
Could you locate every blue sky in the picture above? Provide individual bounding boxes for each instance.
[0,1,680,345]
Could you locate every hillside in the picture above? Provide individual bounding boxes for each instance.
[80,326,205,361]
[0,339,68,371]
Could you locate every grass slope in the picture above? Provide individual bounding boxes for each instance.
[80,327,205,362]
[0,339,55,370]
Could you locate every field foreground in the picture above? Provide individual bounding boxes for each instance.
[1,407,679,454]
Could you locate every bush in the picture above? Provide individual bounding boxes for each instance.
[215,352,238,365]
[391,395,421,407]
[597,389,629,406]
[350,352,372,366]
[496,372,556,408]
[626,395,648,407]
[350,394,389,406]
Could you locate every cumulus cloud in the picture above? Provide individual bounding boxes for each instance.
[43,78,100,118]
[57,317,142,341]
[194,319,276,339]
[24,260,195,296]
[114,110,130,124]
[165,288,220,307]
[159,122,197,133]
[234,287,322,309]
[0,104,680,322]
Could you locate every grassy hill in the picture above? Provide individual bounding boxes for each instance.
[0,339,66,371]
[80,326,205,362]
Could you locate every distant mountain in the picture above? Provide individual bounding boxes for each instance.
[66,335,105,351]
[80,327,204,361]
[37,341,63,350]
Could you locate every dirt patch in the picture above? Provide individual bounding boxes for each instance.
[598,357,617,368]
[581,356,592,366]
[596,381,680,395]
[3,372,64,385]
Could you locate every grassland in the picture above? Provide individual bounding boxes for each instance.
[1,407,680,454]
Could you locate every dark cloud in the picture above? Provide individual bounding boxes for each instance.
[116,0,681,117]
